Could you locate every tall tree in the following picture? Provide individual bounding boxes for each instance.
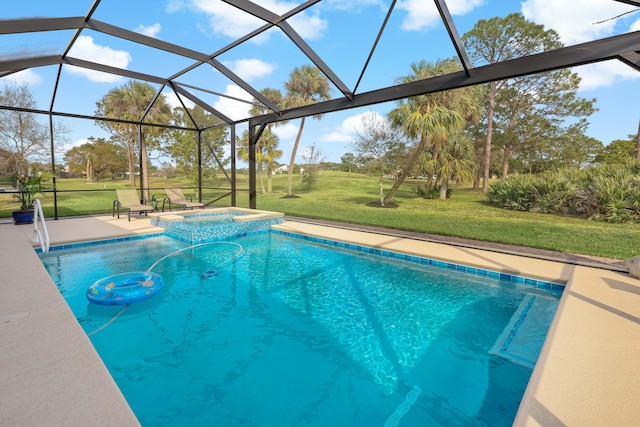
[340,153,358,173]
[237,127,282,194]
[300,143,324,190]
[283,65,331,197]
[64,142,95,182]
[64,137,128,181]
[594,138,636,165]
[417,130,477,200]
[259,129,283,194]
[492,67,596,177]
[350,112,407,206]
[636,119,640,161]
[463,13,563,191]
[248,88,285,194]
[96,81,171,198]
[0,83,68,176]
[385,58,480,205]
[165,105,227,185]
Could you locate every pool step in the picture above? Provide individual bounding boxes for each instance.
[489,295,559,368]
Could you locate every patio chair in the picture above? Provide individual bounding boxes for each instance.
[113,189,154,221]
[162,188,204,212]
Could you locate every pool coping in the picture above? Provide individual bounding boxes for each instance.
[148,206,285,223]
[1,214,639,426]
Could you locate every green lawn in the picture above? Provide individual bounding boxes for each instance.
[249,172,639,260]
[2,171,638,260]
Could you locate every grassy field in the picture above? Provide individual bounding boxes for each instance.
[2,171,639,259]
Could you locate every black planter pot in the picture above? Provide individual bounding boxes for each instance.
[12,210,35,224]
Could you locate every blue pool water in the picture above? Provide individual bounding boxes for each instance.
[39,232,562,426]
[183,214,236,223]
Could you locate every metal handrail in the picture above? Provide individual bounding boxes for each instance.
[31,199,50,253]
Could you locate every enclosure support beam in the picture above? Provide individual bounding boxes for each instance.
[253,30,640,126]
[48,114,58,220]
[197,131,203,203]
[138,125,144,203]
[248,124,257,209]
[49,64,63,220]
[248,122,268,209]
[230,125,237,207]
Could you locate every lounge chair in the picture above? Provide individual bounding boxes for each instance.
[113,189,154,221]
[162,188,204,212]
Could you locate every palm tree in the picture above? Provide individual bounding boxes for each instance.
[237,128,282,194]
[97,81,171,198]
[384,59,480,205]
[248,88,285,194]
[259,129,283,193]
[419,130,477,199]
[250,88,284,118]
[284,65,331,197]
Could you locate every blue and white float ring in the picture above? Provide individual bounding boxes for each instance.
[86,271,163,306]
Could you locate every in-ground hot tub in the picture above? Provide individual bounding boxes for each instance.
[150,207,284,243]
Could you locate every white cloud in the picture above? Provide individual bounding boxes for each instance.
[325,0,385,12]
[213,84,253,121]
[224,58,276,82]
[273,122,299,140]
[164,90,195,111]
[66,36,131,83]
[521,0,632,45]
[1,69,42,86]
[521,1,640,90]
[397,0,484,31]
[62,137,90,152]
[320,111,384,143]
[288,10,328,40]
[166,0,186,13]
[164,85,252,121]
[573,60,640,92]
[190,0,327,41]
[134,23,161,38]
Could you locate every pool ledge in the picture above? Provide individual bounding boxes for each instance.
[148,206,284,223]
[514,265,640,426]
[0,222,140,426]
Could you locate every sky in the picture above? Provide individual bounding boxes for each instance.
[2,0,640,168]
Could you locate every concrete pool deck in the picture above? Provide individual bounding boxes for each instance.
[1,212,639,425]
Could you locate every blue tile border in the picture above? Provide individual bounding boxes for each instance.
[272,229,566,292]
[38,228,565,293]
[37,230,274,253]
[36,233,166,253]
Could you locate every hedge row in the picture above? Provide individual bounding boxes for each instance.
[487,161,640,223]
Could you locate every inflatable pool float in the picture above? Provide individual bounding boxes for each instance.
[87,271,163,306]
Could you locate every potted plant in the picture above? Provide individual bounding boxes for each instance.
[12,173,45,224]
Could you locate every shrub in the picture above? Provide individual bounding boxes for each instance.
[487,164,640,223]
[487,174,536,211]
[301,169,319,189]
[412,184,452,199]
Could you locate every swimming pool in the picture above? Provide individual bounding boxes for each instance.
[39,231,562,426]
